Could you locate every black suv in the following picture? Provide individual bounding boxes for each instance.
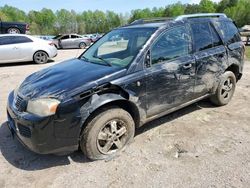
[7,13,244,160]
[0,19,29,34]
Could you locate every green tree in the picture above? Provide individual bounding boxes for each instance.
[0,11,8,20]
[224,0,250,27]
[166,2,185,17]
[28,8,56,35]
[1,1,250,35]
[129,8,154,23]
[184,4,201,14]
[199,0,216,13]
[0,5,27,22]
[55,9,77,34]
[217,0,238,12]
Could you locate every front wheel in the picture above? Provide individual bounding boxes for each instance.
[33,51,48,64]
[79,42,86,49]
[210,71,236,106]
[80,108,135,160]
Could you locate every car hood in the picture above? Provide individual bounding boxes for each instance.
[18,59,126,100]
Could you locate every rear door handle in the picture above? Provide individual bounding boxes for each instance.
[218,53,224,58]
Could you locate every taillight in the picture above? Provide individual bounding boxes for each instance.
[26,24,30,31]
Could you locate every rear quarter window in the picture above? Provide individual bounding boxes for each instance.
[213,21,241,44]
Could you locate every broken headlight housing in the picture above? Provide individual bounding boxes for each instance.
[27,98,60,117]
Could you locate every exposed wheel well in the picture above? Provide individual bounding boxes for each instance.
[82,99,140,132]
[226,64,240,81]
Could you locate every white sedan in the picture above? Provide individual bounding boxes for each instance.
[0,34,57,64]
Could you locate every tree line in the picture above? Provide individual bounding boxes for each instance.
[0,0,249,35]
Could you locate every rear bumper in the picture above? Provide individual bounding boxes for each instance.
[48,47,58,59]
[7,91,79,154]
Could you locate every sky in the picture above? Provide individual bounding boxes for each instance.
[0,0,220,13]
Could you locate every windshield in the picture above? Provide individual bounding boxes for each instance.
[53,35,62,39]
[80,27,157,67]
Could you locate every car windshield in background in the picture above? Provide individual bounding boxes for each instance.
[53,35,62,39]
[81,28,157,67]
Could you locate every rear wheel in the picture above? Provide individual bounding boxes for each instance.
[210,71,236,106]
[80,108,135,160]
[7,27,20,34]
[33,51,48,64]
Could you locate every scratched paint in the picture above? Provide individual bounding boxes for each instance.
[7,16,245,154]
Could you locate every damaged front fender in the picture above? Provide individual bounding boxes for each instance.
[79,93,127,128]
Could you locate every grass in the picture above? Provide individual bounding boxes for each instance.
[246,46,250,61]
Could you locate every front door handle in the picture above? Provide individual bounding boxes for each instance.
[183,63,192,69]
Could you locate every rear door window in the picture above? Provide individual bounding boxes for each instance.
[191,22,213,52]
[13,36,33,44]
[191,22,222,52]
[71,35,80,39]
[214,21,241,44]
[210,24,223,47]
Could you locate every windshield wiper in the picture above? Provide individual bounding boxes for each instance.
[93,55,112,67]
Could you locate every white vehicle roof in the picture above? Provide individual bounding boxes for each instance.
[0,34,49,43]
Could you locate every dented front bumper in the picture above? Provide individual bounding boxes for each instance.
[6,91,79,154]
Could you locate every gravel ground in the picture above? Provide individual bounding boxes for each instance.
[0,49,249,188]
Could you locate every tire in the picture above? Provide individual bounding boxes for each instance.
[33,51,49,64]
[80,108,135,160]
[7,28,21,34]
[79,42,86,49]
[210,71,236,106]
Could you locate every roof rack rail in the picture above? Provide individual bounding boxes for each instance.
[175,13,227,21]
[130,17,173,25]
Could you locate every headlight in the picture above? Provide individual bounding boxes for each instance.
[27,98,60,117]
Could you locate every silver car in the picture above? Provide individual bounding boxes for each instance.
[52,34,91,49]
[0,34,57,64]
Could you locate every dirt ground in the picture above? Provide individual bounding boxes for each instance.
[0,49,250,188]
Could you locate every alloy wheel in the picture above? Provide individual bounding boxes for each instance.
[221,77,234,100]
[8,28,20,34]
[34,51,48,64]
[97,119,128,154]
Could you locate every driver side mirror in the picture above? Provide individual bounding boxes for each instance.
[145,50,151,68]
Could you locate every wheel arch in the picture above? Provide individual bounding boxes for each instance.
[79,91,141,137]
[225,64,240,81]
[33,50,49,59]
